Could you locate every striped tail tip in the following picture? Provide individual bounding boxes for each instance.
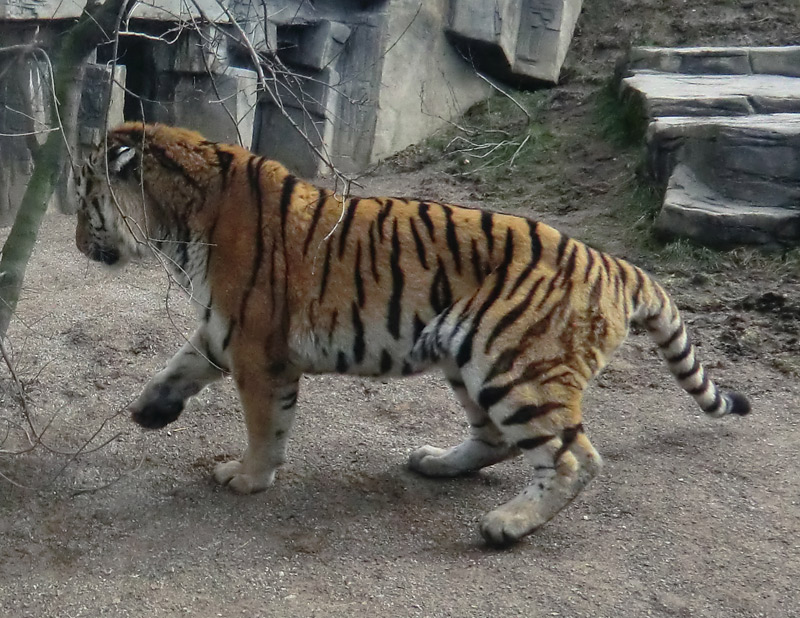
[725,391,751,416]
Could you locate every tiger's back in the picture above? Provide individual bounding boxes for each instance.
[75,122,749,546]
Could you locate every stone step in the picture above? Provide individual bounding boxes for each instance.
[621,72,800,118]
[620,45,800,248]
[654,164,800,248]
[625,46,800,78]
[646,114,800,206]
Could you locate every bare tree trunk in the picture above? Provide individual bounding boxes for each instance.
[0,0,131,340]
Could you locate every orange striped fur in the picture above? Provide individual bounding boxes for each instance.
[75,123,749,545]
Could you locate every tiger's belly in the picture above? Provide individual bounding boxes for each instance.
[288,319,428,377]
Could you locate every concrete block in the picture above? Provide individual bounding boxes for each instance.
[446,0,582,85]
[151,28,228,74]
[127,0,228,22]
[512,0,583,83]
[257,67,341,176]
[447,0,521,62]
[371,0,492,162]
[149,67,259,149]
[77,63,127,146]
[230,0,278,54]
[279,20,352,71]
[0,0,85,19]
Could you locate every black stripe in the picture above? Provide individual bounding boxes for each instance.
[418,202,435,240]
[456,228,514,367]
[239,158,266,326]
[303,191,327,256]
[660,325,685,351]
[517,435,555,450]
[507,221,541,299]
[478,383,513,409]
[268,361,287,375]
[214,146,234,182]
[554,424,582,462]
[380,349,393,374]
[442,204,462,273]
[448,378,466,389]
[279,174,297,237]
[377,199,393,242]
[599,252,613,282]
[583,246,596,283]
[560,244,578,283]
[352,302,365,364]
[409,219,429,269]
[616,258,629,288]
[687,375,710,395]
[702,388,722,413]
[328,309,339,341]
[470,239,484,283]
[502,402,563,425]
[336,352,349,373]
[485,277,544,352]
[280,391,298,410]
[338,198,360,258]
[354,242,365,307]
[632,267,645,307]
[319,242,332,300]
[387,219,404,339]
[556,234,570,263]
[369,221,380,282]
[430,257,453,313]
[676,357,701,381]
[481,211,494,255]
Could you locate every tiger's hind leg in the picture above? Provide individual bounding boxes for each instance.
[480,390,603,546]
[408,364,520,477]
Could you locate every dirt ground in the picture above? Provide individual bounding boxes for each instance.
[2,1,800,617]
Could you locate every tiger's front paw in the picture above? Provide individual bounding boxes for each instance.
[129,385,185,429]
[213,460,275,494]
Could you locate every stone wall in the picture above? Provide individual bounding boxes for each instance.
[0,0,583,222]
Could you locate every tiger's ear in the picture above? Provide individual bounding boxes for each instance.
[107,145,137,176]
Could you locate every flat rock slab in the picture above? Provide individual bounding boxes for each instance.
[654,164,800,247]
[622,72,800,117]
[626,46,800,78]
[646,113,800,196]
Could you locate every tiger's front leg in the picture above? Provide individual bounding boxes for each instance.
[213,356,301,494]
[130,325,227,429]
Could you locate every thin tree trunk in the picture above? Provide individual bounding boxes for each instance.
[0,0,131,340]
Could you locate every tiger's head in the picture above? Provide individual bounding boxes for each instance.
[75,137,150,267]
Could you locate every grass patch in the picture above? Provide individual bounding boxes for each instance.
[594,78,649,148]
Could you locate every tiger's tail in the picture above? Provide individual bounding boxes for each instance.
[634,276,750,418]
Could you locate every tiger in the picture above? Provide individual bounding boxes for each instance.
[74,122,750,546]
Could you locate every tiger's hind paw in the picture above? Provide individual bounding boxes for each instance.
[213,460,275,494]
[480,508,542,547]
[409,441,514,477]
